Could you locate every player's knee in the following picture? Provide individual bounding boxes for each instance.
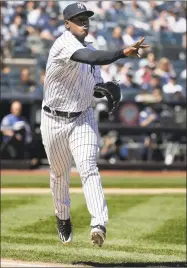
[78,160,99,179]
[50,170,69,187]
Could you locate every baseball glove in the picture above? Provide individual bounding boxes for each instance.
[93,81,121,115]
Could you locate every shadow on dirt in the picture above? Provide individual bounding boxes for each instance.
[72,261,187,267]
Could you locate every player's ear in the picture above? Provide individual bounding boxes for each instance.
[65,20,70,30]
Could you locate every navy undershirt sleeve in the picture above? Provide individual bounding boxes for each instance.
[70,48,126,65]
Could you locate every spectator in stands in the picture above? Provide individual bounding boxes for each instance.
[43,13,61,38]
[135,87,163,103]
[150,87,163,102]
[135,59,154,85]
[27,2,48,28]
[36,2,50,30]
[139,106,159,128]
[115,62,133,82]
[25,1,36,15]
[1,16,11,57]
[1,1,14,26]
[100,131,128,162]
[100,1,113,13]
[105,1,125,22]
[162,74,185,102]
[1,63,11,75]
[0,101,40,167]
[145,1,160,20]
[107,26,124,50]
[0,101,32,159]
[172,91,186,103]
[151,10,170,32]
[20,68,36,93]
[27,26,44,56]
[141,64,155,88]
[162,74,184,95]
[146,52,157,67]
[9,14,30,57]
[11,2,27,23]
[1,64,12,88]
[100,65,113,82]
[9,15,27,39]
[45,1,60,16]
[122,25,137,46]
[154,57,176,84]
[26,1,40,26]
[143,74,161,92]
[167,9,186,33]
[124,0,146,22]
[120,70,139,100]
[139,106,163,161]
[40,29,55,44]
[120,70,139,89]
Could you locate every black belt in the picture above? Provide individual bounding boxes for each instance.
[43,106,82,118]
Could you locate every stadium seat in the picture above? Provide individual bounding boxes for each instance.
[159,32,182,47]
[121,87,140,100]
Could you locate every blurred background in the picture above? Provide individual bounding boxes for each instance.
[0,0,186,170]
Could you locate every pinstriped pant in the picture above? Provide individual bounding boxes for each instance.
[40,107,108,227]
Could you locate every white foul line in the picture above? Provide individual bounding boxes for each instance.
[1,188,186,194]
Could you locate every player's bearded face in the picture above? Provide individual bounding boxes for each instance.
[66,15,90,41]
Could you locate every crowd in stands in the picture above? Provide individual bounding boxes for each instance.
[1,1,186,109]
[1,1,186,165]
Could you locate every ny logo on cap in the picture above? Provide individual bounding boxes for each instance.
[77,2,84,9]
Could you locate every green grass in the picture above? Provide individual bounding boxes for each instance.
[1,173,186,188]
[1,193,186,265]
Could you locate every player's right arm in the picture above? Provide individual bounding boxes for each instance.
[71,37,149,65]
[52,33,149,65]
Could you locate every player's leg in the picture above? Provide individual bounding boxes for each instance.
[40,110,73,243]
[69,107,108,246]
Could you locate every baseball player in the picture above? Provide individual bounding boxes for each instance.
[40,2,149,247]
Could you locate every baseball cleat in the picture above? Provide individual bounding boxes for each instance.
[90,225,106,247]
[56,217,73,244]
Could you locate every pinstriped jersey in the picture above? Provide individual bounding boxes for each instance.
[43,30,103,112]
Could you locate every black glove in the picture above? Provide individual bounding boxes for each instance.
[93,81,121,115]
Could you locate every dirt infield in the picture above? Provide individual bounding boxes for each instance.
[1,188,186,195]
[1,259,84,267]
[1,169,186,178]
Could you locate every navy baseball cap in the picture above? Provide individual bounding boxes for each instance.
[63,2,94,20]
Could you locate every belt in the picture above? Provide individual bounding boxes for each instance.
[43,106,82,118]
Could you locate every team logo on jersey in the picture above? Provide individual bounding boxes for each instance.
[77,2,84,9]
